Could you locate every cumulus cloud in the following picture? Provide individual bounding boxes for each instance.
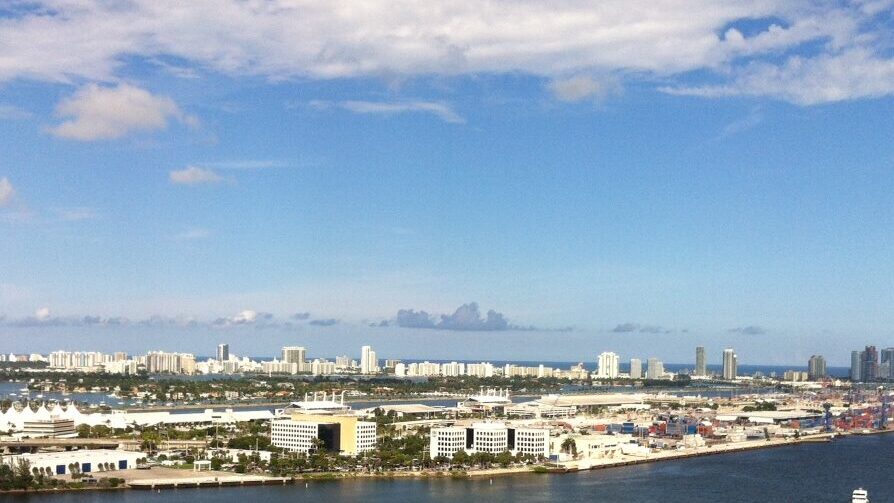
[34,307,51,321]
[169,166,224,185]
[392,302,535,331]
[214,310,275,327]
[0,178,15,207]
[3,2,889,105]
[439,303,509,331]
[728,325,768,335]
[5,307,78,327]
[309,318,339,326]
[395,309,436,329]
[49,84,197,141]
[310,100,464,123]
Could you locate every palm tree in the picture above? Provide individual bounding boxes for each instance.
[561,437,577,456]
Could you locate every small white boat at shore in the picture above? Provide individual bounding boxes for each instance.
[853,488,868,502]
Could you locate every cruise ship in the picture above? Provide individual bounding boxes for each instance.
[852,488,868,502]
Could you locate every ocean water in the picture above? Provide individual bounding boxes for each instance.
[6,434,892,502]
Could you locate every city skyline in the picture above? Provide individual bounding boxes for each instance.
[14,342,867,375]
[0,329,885,367]
[3,2,894,363]
[21,343,856,380]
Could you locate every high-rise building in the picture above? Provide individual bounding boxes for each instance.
[360,345,378,374]
[722,348,737,380]
[695,346,707,376]
[282,346,307,372]
[629,358,642,379]
[807,355,826,380]
[646,358,664,379]
[861,346,878,382]
[881,348,894,380]
[851,350,863,381]
[217,343,229,362]
[146,351,196,374]
[596,352,620,378]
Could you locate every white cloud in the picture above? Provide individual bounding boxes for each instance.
[213,309,276,327]
[169,166,224,185]
[34,306,51,321]
[718,108,764,139]
[1,2,891,105]
[0,177,15,207]
[663,49,894,105]
[49,84,197,141]
[548,75,619,102]
[312,100,464,123]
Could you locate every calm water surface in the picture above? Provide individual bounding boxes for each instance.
[7,434,892,502]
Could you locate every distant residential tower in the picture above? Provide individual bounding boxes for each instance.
[807,355,826,380]
[629,358,643,379]
[695,346,707,376]
[596,352,620,379]
[217,343,229,362]
[722,348,737,380]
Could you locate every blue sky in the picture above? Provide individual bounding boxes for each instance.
[2,1,894,365]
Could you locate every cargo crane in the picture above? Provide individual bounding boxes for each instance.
[879,391,889,430]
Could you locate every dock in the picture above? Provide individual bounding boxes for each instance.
[128,475,291,490]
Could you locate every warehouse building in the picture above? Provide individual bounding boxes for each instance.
[1,449,144,476]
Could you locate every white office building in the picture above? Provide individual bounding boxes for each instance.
[429,422,550,459]
[271,414,376,456]
[430,426,467,458]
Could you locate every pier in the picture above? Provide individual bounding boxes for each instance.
[128,475,291,490]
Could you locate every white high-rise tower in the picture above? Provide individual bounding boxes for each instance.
[282,346,307,372]
[695,346,706,376]
[596,352,620,378]
[722,348,737,380]
[360,345,378,374]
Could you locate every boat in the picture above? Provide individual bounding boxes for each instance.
[853,488,869,502]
